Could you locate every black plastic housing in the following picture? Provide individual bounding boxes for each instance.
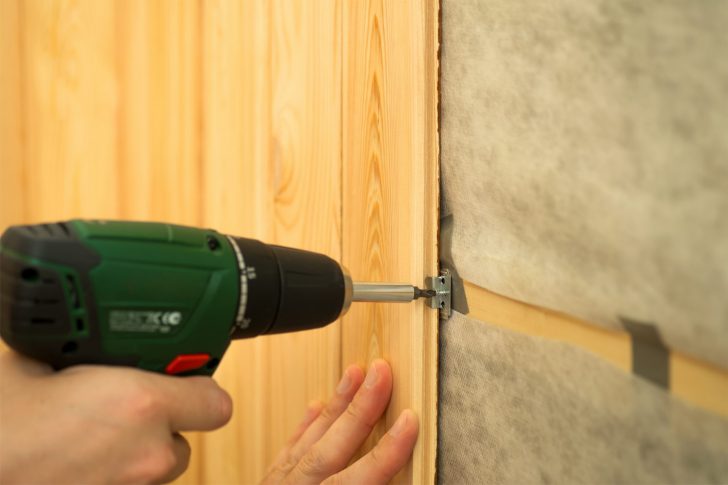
[0,223,137,368]
[229,237,345,339]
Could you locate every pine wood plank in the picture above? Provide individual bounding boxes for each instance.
[3,2,206,482]
[6,3,728,482]
[4,2,344,482]
[18,0,119,221]
[120,4,202,481]
[0,0,23,354]
[341,1,440,483]
[0,0,25,228]
[260,0,342,470]
[114,0,153,221]
[113,2,205,483]
[198,1,271,483]
[115,0,202,225]
[199,1,342,482]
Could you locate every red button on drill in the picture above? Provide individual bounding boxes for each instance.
[165,354,210,374]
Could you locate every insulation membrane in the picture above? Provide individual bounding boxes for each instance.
[438,313,728,484]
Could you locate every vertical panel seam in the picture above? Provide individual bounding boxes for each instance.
[195,3,206,482]
[338,0,345,378]
[196,0,204,227]
[17,0,28,220]
[113,0,126,219]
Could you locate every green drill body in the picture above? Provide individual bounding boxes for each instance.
[1,220,240,375]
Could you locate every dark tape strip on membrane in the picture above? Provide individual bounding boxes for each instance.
[621,317,670,389]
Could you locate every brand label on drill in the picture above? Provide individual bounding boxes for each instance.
[109,311,182,334]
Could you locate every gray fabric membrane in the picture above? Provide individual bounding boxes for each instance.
[438,312,728,484]
[440,0,728,368]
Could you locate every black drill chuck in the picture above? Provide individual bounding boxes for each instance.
[227,238,349,339]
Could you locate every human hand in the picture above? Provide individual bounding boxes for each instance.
[0,351,232,484]
[261,359,419,485]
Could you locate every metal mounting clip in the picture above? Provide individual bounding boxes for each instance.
[425,269,451,319]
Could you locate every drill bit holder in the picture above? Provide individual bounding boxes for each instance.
[346,269,452,319]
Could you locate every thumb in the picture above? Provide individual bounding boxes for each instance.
[139,372,234,432]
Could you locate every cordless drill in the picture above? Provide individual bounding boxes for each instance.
[0,220,434,375]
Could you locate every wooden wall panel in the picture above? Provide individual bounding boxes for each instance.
[115,0,202,225]
[261,0,342,470]
[1,1,438,483]
[115,4,206,482]
[341,1,439,483]
[198,1,271,483]
[5,1,728,482]
[15,0,119,221]
[0,0,25,228]
[114,0,153,221]
[0,0,23,356]
[198,1,342,483]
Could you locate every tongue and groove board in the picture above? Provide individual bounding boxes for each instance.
[341,1,440,484]
[0,0,23,228]
[198,1,344,483]
[0,2,206,482]
[0,1,439,483]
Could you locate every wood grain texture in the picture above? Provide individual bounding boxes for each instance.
[1,2,206,482]
[199,1,342,483]
[115,4,205,482]
[198,1,271,483]
[260,0,342,471]
[5,0,726,482]
[0,0,24,354]
[16,0,119,221]
[2,1,438,483]
[115,0,202,225]
[464,279,728,418]
[341,1,440,483]
[0,0,25,228]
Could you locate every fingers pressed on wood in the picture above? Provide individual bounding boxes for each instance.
[323,409,419,485]
[262,364,364,484]
[283,359,393,485]
[285,364,365,463]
